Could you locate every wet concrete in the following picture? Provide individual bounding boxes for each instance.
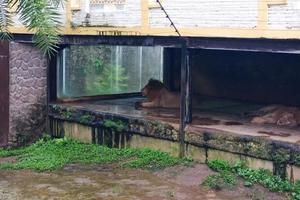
[53,97,300,145]
[0,164,286,200]
[0,165,231,200]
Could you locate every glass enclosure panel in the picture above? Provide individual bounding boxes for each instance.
[57,45,163,98]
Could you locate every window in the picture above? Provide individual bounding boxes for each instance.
[90,0,126,11]
[57,45,164,98]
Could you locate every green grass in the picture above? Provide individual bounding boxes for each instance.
[202,171,237,190]
[204,159,300,200]
[0,137,192,171]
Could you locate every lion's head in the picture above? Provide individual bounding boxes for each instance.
[141,79,165,97]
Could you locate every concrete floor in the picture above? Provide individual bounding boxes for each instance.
[59,97,300,146]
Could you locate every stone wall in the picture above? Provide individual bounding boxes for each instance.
[9,42,48,146]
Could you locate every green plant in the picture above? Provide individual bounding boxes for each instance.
[79,115,94,124]
[98,64,128,94]
[202,172,237,190]
[205,159,300,200]
[61,109,73,119]
[103,119,126,132]
[207,159,232,172]
[1,0,62,56]
[0,137,193,171]
[84,57,129,95]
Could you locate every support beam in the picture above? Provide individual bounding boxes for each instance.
[185,50,192,124]
[179,39,188,158]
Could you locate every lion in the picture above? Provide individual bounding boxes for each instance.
[135,79,181,108]
[250,105,300,127]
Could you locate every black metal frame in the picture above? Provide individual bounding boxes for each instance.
[43,33,300,157]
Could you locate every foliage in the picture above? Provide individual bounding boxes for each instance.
[103,119,126,132]
[205,159,300,200]
[0,0,62,57]
[79,114,94,124]
[0,137,192,171]
[202,172,237,190]
[84,57,128,95]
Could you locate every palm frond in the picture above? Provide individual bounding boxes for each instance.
[0,0,14,40]
[17,0,63,57]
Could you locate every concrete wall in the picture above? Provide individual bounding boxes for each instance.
[72,0,141,27]
[69,0,300,31]
[9,42,48,146]
[269,0,300,30]
[149,0,257,29]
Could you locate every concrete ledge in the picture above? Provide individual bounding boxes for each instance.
[49,103,300,180]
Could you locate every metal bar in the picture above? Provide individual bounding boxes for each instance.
[179,39,187,158]
[185,50,192,123]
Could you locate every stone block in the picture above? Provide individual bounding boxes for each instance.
[63,121,93,143]
[207,149,241,164]
[128,134,180,157]
[186,144,206,163]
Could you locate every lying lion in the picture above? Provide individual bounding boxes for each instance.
[250,105,300,127]
[136,79,181,108]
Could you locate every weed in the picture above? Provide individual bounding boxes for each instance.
[0,137,192,172]
[202,172,237,190]
[79,115,94,124]
[103,120,126,132]
[205,159,300,199]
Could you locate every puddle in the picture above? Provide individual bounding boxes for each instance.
[0,163,287,200]
[0,164,244,200]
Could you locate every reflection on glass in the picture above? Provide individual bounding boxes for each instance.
[57,45,163,98]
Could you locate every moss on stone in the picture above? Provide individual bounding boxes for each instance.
[272,148,290,164]
[79,114,95,124]
[103,119,126,132]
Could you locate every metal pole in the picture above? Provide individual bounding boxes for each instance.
[185,49,192,124]
[179,39,188,158]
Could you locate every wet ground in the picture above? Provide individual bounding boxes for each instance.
[0,163,286,200]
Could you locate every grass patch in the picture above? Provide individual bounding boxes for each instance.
[204,159,300,200]
[202,171,237,190]
[0,137,192,171]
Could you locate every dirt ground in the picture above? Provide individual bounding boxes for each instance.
[156,164,287,200]
[0,161,287,200]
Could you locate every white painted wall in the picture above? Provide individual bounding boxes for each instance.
[72,0,141,27]
[149,0,258,29]
[268,0,300,30]
[10,0,300,31]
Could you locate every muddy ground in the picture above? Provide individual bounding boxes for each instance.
[0,163,287,200]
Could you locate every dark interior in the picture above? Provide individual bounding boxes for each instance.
[165,48,300,106]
